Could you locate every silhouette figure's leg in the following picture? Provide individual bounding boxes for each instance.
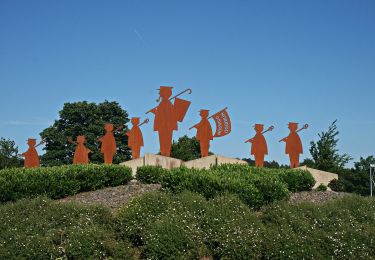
[255,154,265,167]
[289,154,300,168]
[132,146,140,159]
[200,140,209,157]
[164,130,173,157]
[104,153,114,164]
[159,130,173,157]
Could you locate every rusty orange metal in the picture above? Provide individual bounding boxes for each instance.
[146,87,191,157]
[245,124,274,167]
[279,123,309,168]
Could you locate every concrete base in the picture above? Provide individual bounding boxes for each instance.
[120,153,183,176]
[216,155,248,166]
[183,155,247,169]
[295,166,338,190]
[120,157,144,176]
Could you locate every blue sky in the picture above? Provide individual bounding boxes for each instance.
[1,0,374,166]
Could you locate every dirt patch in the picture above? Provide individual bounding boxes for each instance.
[58,181,161,211]
[289,191,351,204]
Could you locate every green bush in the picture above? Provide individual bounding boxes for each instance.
[261,195,375,259]
[0,197,136,259]
[117,191,263,259]
[277,168,316,192]
[0,164,132,202]
[136,165,166,184]
[316,183,328,191]
[201,194,264,259]
[159,167,289,209]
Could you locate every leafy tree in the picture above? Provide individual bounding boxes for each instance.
[0,137,22,169]
[242,158,287,169]
[308,120,352,173]
[170,135,208,161]
[330,156,375,196]
[40,101,131,166]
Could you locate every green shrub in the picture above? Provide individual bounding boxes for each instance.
[261,195,375,259]
[0,197,136,259]
[116,191,174,246]
[316,183,328,191]
[0,164,132,202]
[277,168,316,192]
[160,166,290,209]
[201,194,263,259]
[117,191,263,259]
[136,165,166,184]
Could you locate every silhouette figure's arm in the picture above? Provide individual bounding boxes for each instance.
[67,137,77,145]
[279,137,288,143]
[245,138,254,143]
[189,123,199,130]
[146,107,157,115]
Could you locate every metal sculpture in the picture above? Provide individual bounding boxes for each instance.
[245,124,274,167]
[190,107,232,157]
[98,123,119,164]
[69,135,92,164]
[126,118,149,159]
[279,123,309,168]
[146,87,191,157]
[20,138,44,168]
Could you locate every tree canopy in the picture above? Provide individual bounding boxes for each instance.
[307,120,352,173]
[40,101,131,166]
[0,137,22,169]
[170,135,204,161]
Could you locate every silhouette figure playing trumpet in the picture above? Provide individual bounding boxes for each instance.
[245,124,273,167]
[126,118,149,159]
[279,122,308,168]
[69,135,92,164]
[21,138,44,168]
[193,109,213,157]
[99,123,117,164]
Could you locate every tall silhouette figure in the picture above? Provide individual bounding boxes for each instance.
[99,123,117,164]
[146,87,191,157]
[126,118,149,159]
[70,135,91,164]
[21,138,43,168]
[193,110,213,157]
[245,124,273,167]
[279,123,308,168]
[190,108,232,157]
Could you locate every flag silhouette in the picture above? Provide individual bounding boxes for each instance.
[174,98,191,122]
[212,108,231,137]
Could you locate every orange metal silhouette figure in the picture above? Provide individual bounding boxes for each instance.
[126,118,149,159]
[279,123,309,168]
[71,135,91,164]
[193,110,213,157]
[99,123,117,164]
[146,87,191,157]
[21,138,43,168]
[245,124,274,167]
[190,108,232,157]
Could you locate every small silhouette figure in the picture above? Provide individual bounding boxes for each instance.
[71,135,91,164]
[146,87,191,157]
[21,138,42,168]
[126,117,148,159]
[279,122,308,168]
[193,110,213,157]
[99,123,117,164]
[245,124,273,167]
